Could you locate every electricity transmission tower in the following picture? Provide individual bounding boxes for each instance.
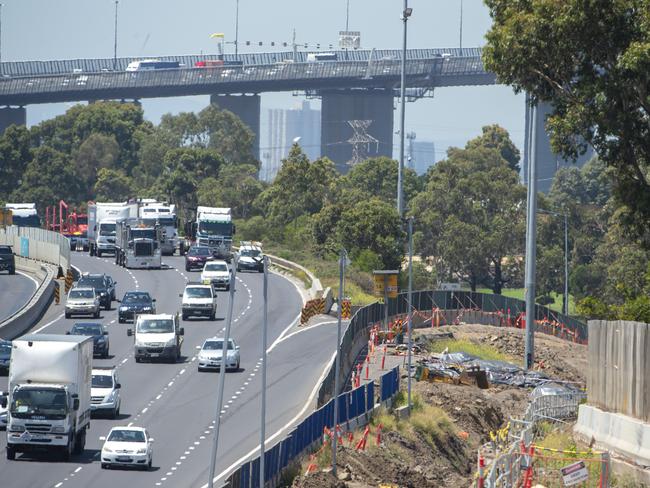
[346,120,378,166]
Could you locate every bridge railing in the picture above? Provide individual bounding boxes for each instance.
[0,47,485,77]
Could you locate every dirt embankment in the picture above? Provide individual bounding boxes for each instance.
[292,324,587,488]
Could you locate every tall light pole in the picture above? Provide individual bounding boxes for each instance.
[406,217,414,411]
[331,249,347,477]
[524,100,538,371]
[0,4,4,77]
[234,0,240,58]
[207,263,238,488]
[538,208,569,316]
[259,255,269,488]
[113,1,119,71]
[397,3,412,217]
[459,0,463,51]
[345,0,351,31]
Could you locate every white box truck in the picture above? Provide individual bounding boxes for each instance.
[6,334,93,461]
[87,202,138,257]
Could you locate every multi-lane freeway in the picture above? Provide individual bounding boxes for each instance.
[0,272,38,323]
[0,253,337,488]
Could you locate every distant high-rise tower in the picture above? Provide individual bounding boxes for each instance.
[262,101,321,181]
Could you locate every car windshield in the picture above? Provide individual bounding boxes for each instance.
[108,430,146,443]
[79,277,105,289]
[203,340,235,350]
[71,324,103,335]
[92,374,114,388]
[130,229,156,240]
[205,263,228,272]
[158,217,176,227]
[240,249,260,257]
[70,289,94,299]
[189,247,211,256]
[0,342,11,354]
[11,388,68,418]
[123,293,150,304]
[137,319,174,333]
[185,287,212,298]
[100,223,116,236]
[198,221,232,236]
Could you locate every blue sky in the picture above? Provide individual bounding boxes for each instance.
[6,0,524,162]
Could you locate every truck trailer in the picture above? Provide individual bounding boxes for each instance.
[6,334,93,461]
[87,202,138,257]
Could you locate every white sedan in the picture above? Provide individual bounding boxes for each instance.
[201,260,231,290]
[198,337,240,372]
[100,426,153,470]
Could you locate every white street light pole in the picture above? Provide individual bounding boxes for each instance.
[331,249,347,476]
[259,256,269,488]
[208,263,238,488]
[406,217,414,410]
[113,1,119,71]
[397,2,412,217]
[524,100,538,371]
[234,0,240,58]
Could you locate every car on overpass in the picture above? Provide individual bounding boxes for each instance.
[0,245,15,275]
[118,291,156,323]
[100,426,153,470]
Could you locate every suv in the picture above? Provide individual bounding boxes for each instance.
[65,287,101,318]
[236,241,264,273]
[67,322,109,358]
[200,260,231,290]
[76,273,117,310]
[185,246,213,271]
[91,367,121,418]
[181,282,216,320]
[0,245,15,275]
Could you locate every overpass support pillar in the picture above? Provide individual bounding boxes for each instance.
[320,89,394,174]
[0,106,26,134]
[210,94,260,159]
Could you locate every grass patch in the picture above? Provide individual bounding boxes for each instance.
[475,287,577,315]
[427,338,514,362]
[410,404,457,450]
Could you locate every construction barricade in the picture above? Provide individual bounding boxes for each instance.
[300,297,325,325]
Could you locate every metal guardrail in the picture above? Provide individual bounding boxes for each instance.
[0,47,487,77]
[0,56,493,105]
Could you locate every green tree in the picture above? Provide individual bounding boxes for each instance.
[257,145,337,226]
[484,0,650,239]
[197,164,263,219]
[94,168,133,202]
[0,125,32,201]
[73,133,120,198]
[465,124,521,173]
[335,198,405,269]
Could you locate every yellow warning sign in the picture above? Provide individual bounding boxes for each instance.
[373,270,399,298]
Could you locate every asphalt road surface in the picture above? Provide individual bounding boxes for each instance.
[0,252,337,488]
[0,271,38,324]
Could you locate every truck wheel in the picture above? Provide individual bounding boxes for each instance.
[97,250,102,258]
[65,312,71,319]
[115,253,119,265]
[9,268,15,275]
[93,310,100,319]
[6,446,15,460]
[209,311,216,321]
[113,404,120,419]
[135,356,142,363]
[182,312,188,321]
[73,429,86,454]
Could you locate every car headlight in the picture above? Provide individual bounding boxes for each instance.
[142,306,152,312]
[51,426,66,433]
[97,337,105,342]
[107,390,118,401]
[103,447,113,453]
[119,306,128,312]
[100,292,107,296]
[137,448,147,454]
[166,338,177,346]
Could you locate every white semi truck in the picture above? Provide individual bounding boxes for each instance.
[114,218,162,269]
[139,201,179,256]
[6,334,93,461]
[87,202,138,257]
[189,207,235,262]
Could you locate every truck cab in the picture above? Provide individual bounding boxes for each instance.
[115,218,162,269]
[139,202,179,256]
[190,207,235,262]
[128,314,184,363]
[6,334,93,461]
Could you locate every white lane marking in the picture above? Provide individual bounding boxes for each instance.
[274,320,337,346]
[156,394,162,400]
[121,358,128,364]
[32,313,65,333]
[74,467,82,473]
[179,368,185,375]
[204,351,337,487]
[55,483,63,488]
[267,312,302,352]
[141,407,148,414]
[128,422,133,427]
[16,270,39,288]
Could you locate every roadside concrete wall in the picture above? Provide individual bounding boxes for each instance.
[267,253,323,300]
[0,226,70,273]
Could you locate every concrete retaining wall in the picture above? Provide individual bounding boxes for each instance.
[575,404,650,467]
[0,226,70,273]
[0,258,57,339]
[587,320,650,422]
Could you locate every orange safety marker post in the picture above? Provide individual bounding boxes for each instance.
[381,345,387,370]
[365,355,370,380]
[477,455,485,488]
[351,370,357,389]
[376,423,383,445]
[336,425,343,445]
[347,432,354,447]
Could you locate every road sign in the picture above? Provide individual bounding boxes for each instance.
[373,270,399,298]
[439,282,461,291]
[560,460,589,486]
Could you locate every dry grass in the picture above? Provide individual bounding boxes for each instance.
[427,338,515,362]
